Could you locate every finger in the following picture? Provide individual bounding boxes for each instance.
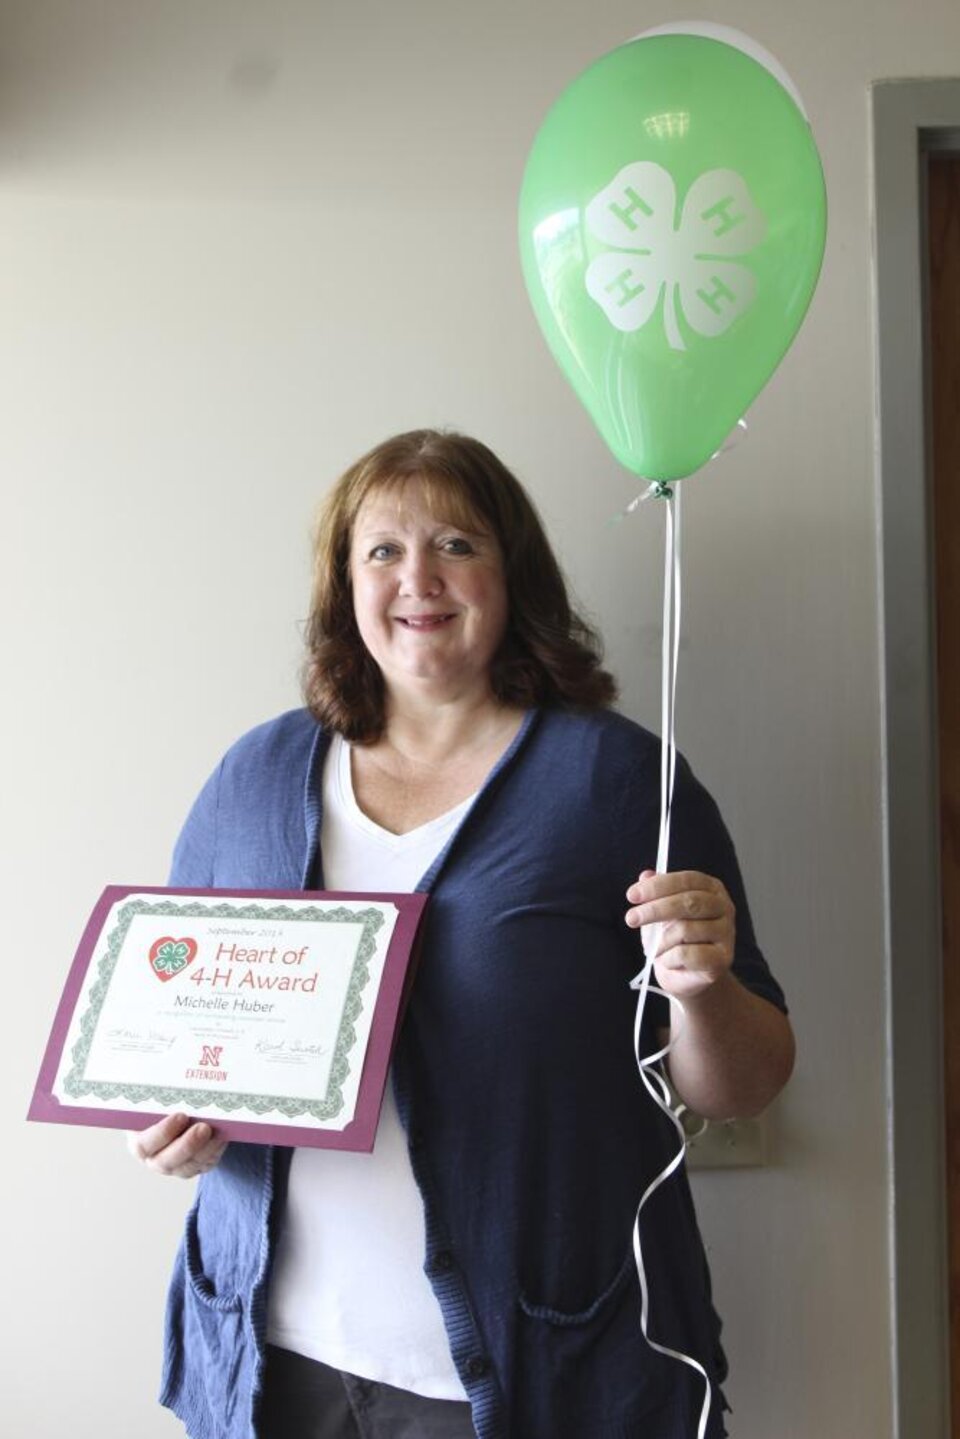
[144,1121,217,1177]
[652,918,734,959]
[128,1112,192,1162]
[626,871,727,904]
[626,887,731,928]
[655,940,732,974]
[169,1135,230,1180]
[653,960,729,999]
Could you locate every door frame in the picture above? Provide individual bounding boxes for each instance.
[871,79,960,1439]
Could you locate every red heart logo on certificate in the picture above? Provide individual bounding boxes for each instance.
[149,936,198,982]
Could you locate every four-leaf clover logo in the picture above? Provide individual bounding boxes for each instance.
[584,162,766,351]
[148,935,198,982]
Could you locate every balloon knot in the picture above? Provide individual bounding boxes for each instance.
[652,481,674,500]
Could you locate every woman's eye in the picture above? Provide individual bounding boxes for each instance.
[440,537,473,555]
[369,543,397,561]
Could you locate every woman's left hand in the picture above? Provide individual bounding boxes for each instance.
[625,869,735,1000]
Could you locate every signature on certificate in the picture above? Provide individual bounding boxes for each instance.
[106,1026,176,1051]
[254,1038,326,1062]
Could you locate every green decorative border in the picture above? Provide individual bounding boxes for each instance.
[61,899,386,1122]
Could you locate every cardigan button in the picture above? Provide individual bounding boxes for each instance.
[465,1356,490,1380]
[430,1249,454,1274]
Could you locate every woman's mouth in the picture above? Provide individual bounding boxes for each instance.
[395,614,455,630]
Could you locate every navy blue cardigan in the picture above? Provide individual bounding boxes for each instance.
[159,706,785,1439]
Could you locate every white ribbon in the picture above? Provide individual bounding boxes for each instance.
[628,482,713,1439]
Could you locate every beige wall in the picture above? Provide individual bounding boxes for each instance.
[4,2,955,1436]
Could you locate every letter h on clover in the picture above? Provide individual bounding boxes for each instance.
[584,161,767,351]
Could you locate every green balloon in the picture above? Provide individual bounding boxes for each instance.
[519,35,826,481]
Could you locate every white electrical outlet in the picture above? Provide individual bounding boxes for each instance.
[682,1112,767,1168]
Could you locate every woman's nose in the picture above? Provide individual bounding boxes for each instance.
[399,549,442,596]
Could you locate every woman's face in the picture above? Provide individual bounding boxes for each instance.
[349,477,510,705]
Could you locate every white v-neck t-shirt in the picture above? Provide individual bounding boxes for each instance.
[265,733,474,1398]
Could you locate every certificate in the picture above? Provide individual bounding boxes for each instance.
[28,885,428,1150]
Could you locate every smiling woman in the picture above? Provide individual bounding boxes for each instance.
[303,430,617,744]
[129,428,793,1439]
[349,487,511,700]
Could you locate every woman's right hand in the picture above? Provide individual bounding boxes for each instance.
[127,1112,229,1178]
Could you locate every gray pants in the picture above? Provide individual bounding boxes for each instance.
[258,1345,478,1439]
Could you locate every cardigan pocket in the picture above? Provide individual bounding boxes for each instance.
[175,1201,249,1434]
[183,1200,243,1312]
[518,1246,635,1327]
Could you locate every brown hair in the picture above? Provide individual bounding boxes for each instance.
[303,429,617,742]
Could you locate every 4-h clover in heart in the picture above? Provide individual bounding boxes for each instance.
[519,28,826,482]
[149,936,198,982]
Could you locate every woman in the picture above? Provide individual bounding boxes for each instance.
[131,430,793,1439]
